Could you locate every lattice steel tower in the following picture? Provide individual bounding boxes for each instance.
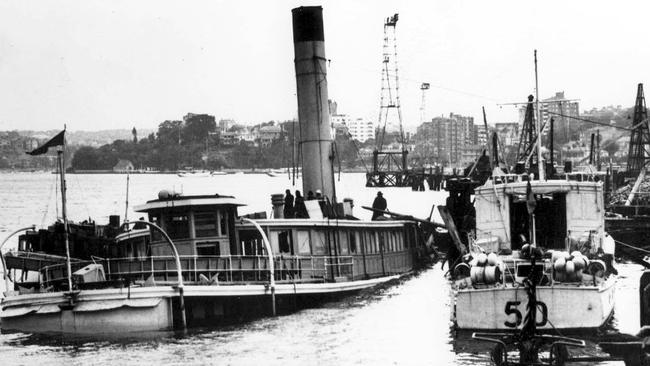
[516,95,538,166]
[627,83,650,176]
[366,13,412,187]
[376,14,405,150]
[420,82,430,124]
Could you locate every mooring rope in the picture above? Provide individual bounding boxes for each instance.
[614,238,650,254]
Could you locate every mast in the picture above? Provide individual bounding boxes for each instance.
[534,50,545,180]
[57,130,73,292]
[124,174,130,223]
[292,6,335,200]
[482,106,491,169]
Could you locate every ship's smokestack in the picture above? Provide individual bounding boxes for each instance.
[292,6,335,201]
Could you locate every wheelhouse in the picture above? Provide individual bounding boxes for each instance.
[134,193,243,257]
[474,175,605,253]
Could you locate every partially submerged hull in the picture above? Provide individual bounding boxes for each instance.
[1,274,401,334]
[454,276,616,330]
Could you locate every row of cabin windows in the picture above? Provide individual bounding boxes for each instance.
[149,210,229,241]
[257,229,408,257]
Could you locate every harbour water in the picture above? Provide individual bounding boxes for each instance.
[0,172,642,365]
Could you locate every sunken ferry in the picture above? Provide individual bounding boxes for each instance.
[0,7,431,334]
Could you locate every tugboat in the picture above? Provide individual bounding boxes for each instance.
[445,51,617,332]
[0,6,429,334]
[447,173,617,331]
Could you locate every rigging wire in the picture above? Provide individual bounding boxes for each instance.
[314,51,327,195]
[40,171,58,227]
[55,161,59,220]
[546,111,635,131]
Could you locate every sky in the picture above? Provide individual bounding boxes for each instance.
[0,0,649,132]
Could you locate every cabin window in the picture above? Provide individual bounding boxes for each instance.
[385,232,392,252]
[220,211,228,236]
[394,232,404,251]
[239,230,263,256]
[18,238,27,251]
[197,241,220,256]
[338,231,349,255]
[164,213,190,239]
[349,232,357,253]
[194,211,218,237]
[362,231,370,253]
[150,212,163,241]
[365,231,375,253]
[377,232,386,252]
[297,230,311,255]
[278,230,293,254]
[311,230,327,255]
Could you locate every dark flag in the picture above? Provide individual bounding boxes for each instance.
[26,130,65,156]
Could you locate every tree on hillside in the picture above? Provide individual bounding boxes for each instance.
[182,114,216,144]
[157,120,183,145]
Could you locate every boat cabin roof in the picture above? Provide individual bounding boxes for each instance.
[238,218,413,229]
[134,193,245,213]
[476,178,602,195]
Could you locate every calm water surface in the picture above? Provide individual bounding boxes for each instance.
[0,172,641,365]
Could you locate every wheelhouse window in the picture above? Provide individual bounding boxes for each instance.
[194,211,218,237]
[164,213,190,240]
[220,210,228,236]
[150,212,163,241]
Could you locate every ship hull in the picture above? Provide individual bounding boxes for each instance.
[1,275,401,334]
[453,276,616,330]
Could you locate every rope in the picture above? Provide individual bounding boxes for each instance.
[546,111,646,132]
[40,171,58,227]
[614,238,650,254]
[538,302,565,338]
[55,159,60,220]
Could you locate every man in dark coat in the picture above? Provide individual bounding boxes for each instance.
[294,190,307,218]
[283,189,294,218]
[371,191,387,220]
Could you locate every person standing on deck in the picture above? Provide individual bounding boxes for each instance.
[283,189,294,218]
[294,190,307,218]
[371,191,387,220]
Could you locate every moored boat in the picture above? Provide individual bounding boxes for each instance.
[447,173,617,331]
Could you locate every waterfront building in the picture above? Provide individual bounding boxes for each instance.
[417,113,474,165]
[331,114,375,143]
[258,125,282,146]
[113,159,134,173]
[218,119,234,133]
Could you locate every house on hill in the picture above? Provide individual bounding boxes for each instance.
[113,159,134,173]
